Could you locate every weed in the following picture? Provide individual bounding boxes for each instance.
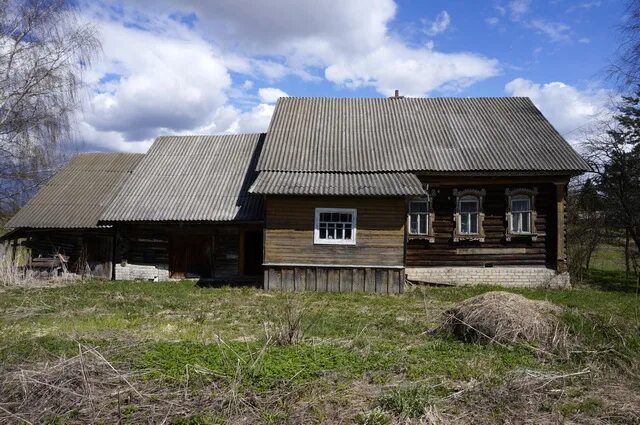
[354,407,391,425]
[378,382,453,418]
[556,397,604,416]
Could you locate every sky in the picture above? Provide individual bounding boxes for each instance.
[75,0,624,153]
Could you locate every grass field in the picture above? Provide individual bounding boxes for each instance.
[0,272,639,424]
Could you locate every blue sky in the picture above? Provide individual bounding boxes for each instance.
[76,0,623,153]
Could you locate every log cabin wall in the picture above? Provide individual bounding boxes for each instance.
[406,176,565,269]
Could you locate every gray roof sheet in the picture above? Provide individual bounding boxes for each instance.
[250,171,426,196]
[257,97,590,173]
[6,153,144,229]
[100,134,265,222]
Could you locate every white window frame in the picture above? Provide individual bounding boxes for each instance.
[408,198,430,236]
[452,188,486,242]
[505,188,538,241]
[510,195,532,234]
[314,208,357,245]
[458,196,480,235]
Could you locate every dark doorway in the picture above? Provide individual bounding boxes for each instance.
[170,235,214,279]
[84,234,113,278]
[243,230,263,276]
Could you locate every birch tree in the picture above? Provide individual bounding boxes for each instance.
[0,0,99,221]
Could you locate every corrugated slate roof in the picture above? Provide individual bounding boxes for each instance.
[250,171,426,196]
[100,134,265,222]
[257,97,590,173]
[6,153,143,229]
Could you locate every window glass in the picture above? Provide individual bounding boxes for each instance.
[511,196,531,233]
[460,200,478,213]
[512,198,530,212]
[315,209,356,244]
[459,197,479,235]
[408,200,429,235]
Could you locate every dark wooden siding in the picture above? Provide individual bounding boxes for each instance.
[265,196,405,267]
[407,182,558,268]
[118,223,261,279]
[24,229,114,277]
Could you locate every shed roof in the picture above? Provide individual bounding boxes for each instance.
[5,153,144,229]
[100,134,264,222]
[257,97,590,173]
[250,171,426,196]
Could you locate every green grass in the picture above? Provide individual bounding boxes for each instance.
[0,277,639,423]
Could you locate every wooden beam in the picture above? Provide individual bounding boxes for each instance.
[555,182,568,273]
[238,229,245,277]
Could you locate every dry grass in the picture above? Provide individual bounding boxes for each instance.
[437,291,568,351]
[263,294,320,346]
[0,253,80,289]
[444,367,640,425]
[0,255,29,287]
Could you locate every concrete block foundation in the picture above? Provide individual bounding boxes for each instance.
[405,266,570,288]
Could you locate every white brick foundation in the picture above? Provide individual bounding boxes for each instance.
[406,266,570,288]
[115,263,169,281]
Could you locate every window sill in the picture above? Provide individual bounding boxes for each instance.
[313,240,357,246]
[505,233,538,242]
[453,235,485,242]
[408,234,435,243]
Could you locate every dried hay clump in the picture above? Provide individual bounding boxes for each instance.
[440,291,566,349]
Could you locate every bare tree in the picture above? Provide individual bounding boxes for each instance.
[583,92,640,257]
[0,0,99,223]
[611,0,640,89]
[566,179,606,282]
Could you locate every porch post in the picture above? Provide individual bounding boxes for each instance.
[554,182,568,273]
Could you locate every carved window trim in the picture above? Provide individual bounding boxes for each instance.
[407,191,436,242]
[505,188,538,241]
[453,188,486,242]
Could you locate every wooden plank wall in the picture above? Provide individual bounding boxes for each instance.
[407,182,558,268]
[264,266,404,294]
[25,229,114,277]
[265,196,406,267]
[119,223,261,279]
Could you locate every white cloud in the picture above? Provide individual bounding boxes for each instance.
[529,19,571,42]
[508,0,530,20]
[567,1,602,12]
[75,0,501,151]
[425,11,451,36]
[505,78,612,143]
[233,103,276,133]
[325,41,499,96]
[578,37,591,44]
[258,87,289,104]
[118,0,498,95]
[485,17,499,26]
[81,19,233,149]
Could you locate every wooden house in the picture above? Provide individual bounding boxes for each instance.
[3,96,589,289]
[249,96,589,291]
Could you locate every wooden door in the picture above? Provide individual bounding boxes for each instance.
[170,235,214,279]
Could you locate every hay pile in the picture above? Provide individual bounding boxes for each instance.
[439,291,566,349]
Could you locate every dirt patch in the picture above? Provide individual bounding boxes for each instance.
[437,291,567,350]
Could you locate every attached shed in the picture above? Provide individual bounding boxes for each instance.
[100,133,265,281]
[3,153,144,278]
